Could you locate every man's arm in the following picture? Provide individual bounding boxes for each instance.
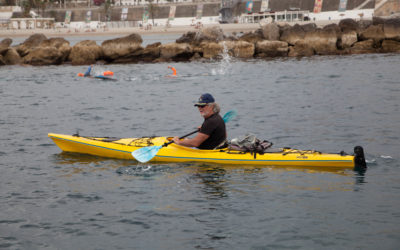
[173,132,209,148]
[84,65,92,77]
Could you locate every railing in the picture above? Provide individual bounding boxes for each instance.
[240,10,311,24]
[45,0,222,9]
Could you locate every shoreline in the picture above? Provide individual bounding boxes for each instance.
[0,21,338,40]
[0,23,260,39]
[1,18,397,66]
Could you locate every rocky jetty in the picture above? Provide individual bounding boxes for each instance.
[1,18,400,66]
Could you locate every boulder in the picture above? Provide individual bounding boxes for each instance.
[383,18,400,41]
[224,34,239,42]
[323,23,342,39]
[0,55,5,65]
[340,30,358,49]
[238,30,264,44]
[16,33,47,57]
[381,39,400,52]
[357,20,373,32]
[260,23,280,40]
[176,31,197,44]
[301,23,317,33]
[138,42,161,62]
[0,38,12,47]
[3,47,21,65]
[190,52,202,61]
[177,26,225,45]
[223,41,254,58]
[338,18,358,32]
[69,40,103,65]
[39,37,71,62]
[201,42,223,59]
[109,50,144,64]
[198,26,225,43]
[278,23,292,35]
[160,42,193,61]
[101,33,143,61]
[304,28,338,55]
[360,24,385,43]
[0,43,9,55]
[372,16,385,25]
[288,40,315,57]
[191,43,204,54]
[23,47,64,65]
[349,39,377,54]
[255,40,288,57]
[280,24,305,45]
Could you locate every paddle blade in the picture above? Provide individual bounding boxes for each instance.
[222,110,237,123]
[131,146,162,163]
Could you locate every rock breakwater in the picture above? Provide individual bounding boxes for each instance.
[1,17,400,66]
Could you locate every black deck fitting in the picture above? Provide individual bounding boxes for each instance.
[354,146,367,169]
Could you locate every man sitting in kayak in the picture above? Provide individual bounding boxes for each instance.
[173,93,226,150]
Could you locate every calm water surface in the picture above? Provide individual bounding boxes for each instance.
[0,49,399,249]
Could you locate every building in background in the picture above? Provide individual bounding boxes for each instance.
[374,0,400,16]
[1,0,399,30]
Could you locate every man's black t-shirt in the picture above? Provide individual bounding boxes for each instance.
[198,113,226,149]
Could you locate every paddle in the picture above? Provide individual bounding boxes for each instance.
[132,110,237,163]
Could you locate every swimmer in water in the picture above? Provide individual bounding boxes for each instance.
[77,65,93,77]
[84,64,93,77]
[168,66,177,77]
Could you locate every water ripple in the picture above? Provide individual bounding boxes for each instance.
[0,53,399,249]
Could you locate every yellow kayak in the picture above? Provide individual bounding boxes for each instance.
[48,133,366,169]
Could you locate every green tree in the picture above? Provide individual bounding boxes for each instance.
[22,0,32,17]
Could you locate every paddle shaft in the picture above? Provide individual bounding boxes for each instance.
[163,129,199,146]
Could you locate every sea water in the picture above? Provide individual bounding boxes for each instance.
[0,44,399,249]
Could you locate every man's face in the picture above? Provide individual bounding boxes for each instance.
[197,104,213,118]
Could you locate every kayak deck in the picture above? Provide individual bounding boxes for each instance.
[92,75,117,81]
[48,133,366,169]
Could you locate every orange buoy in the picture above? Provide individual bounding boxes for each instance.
[103,71,114,76]
[77,73,84,77]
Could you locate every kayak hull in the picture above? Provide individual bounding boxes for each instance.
[48,133,363,169]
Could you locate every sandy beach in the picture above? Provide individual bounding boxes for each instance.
[0,21,336,40]
[0,23,259,39]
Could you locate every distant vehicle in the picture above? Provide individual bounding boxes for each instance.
[93,0,105,6]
